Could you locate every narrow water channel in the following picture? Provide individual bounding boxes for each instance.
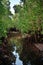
[12,46,31,65]
[12,46,23,65]
[1,36,43,65]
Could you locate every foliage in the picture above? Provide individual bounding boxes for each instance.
[13,5,22,13]
[13,0,43,34]
[0,0,14,43]
[0,0,43,43]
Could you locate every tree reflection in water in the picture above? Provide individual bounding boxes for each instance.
[12,46,23,65]
[19,37,43,65]
[0,37,43,65]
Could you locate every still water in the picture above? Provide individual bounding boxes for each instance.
[12,46,31,65]
[0,37,43,65]
[12,46,23,65]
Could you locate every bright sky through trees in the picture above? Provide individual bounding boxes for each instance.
[9,0,20,14]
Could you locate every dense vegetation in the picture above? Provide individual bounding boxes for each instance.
[0,0,43,43]
[14,0,43,34]
[0,0,15,43]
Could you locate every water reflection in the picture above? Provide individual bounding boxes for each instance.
[12,46,23,65]
[19,37,43,65]
[0,37,43,65]
[12,46,31,65]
